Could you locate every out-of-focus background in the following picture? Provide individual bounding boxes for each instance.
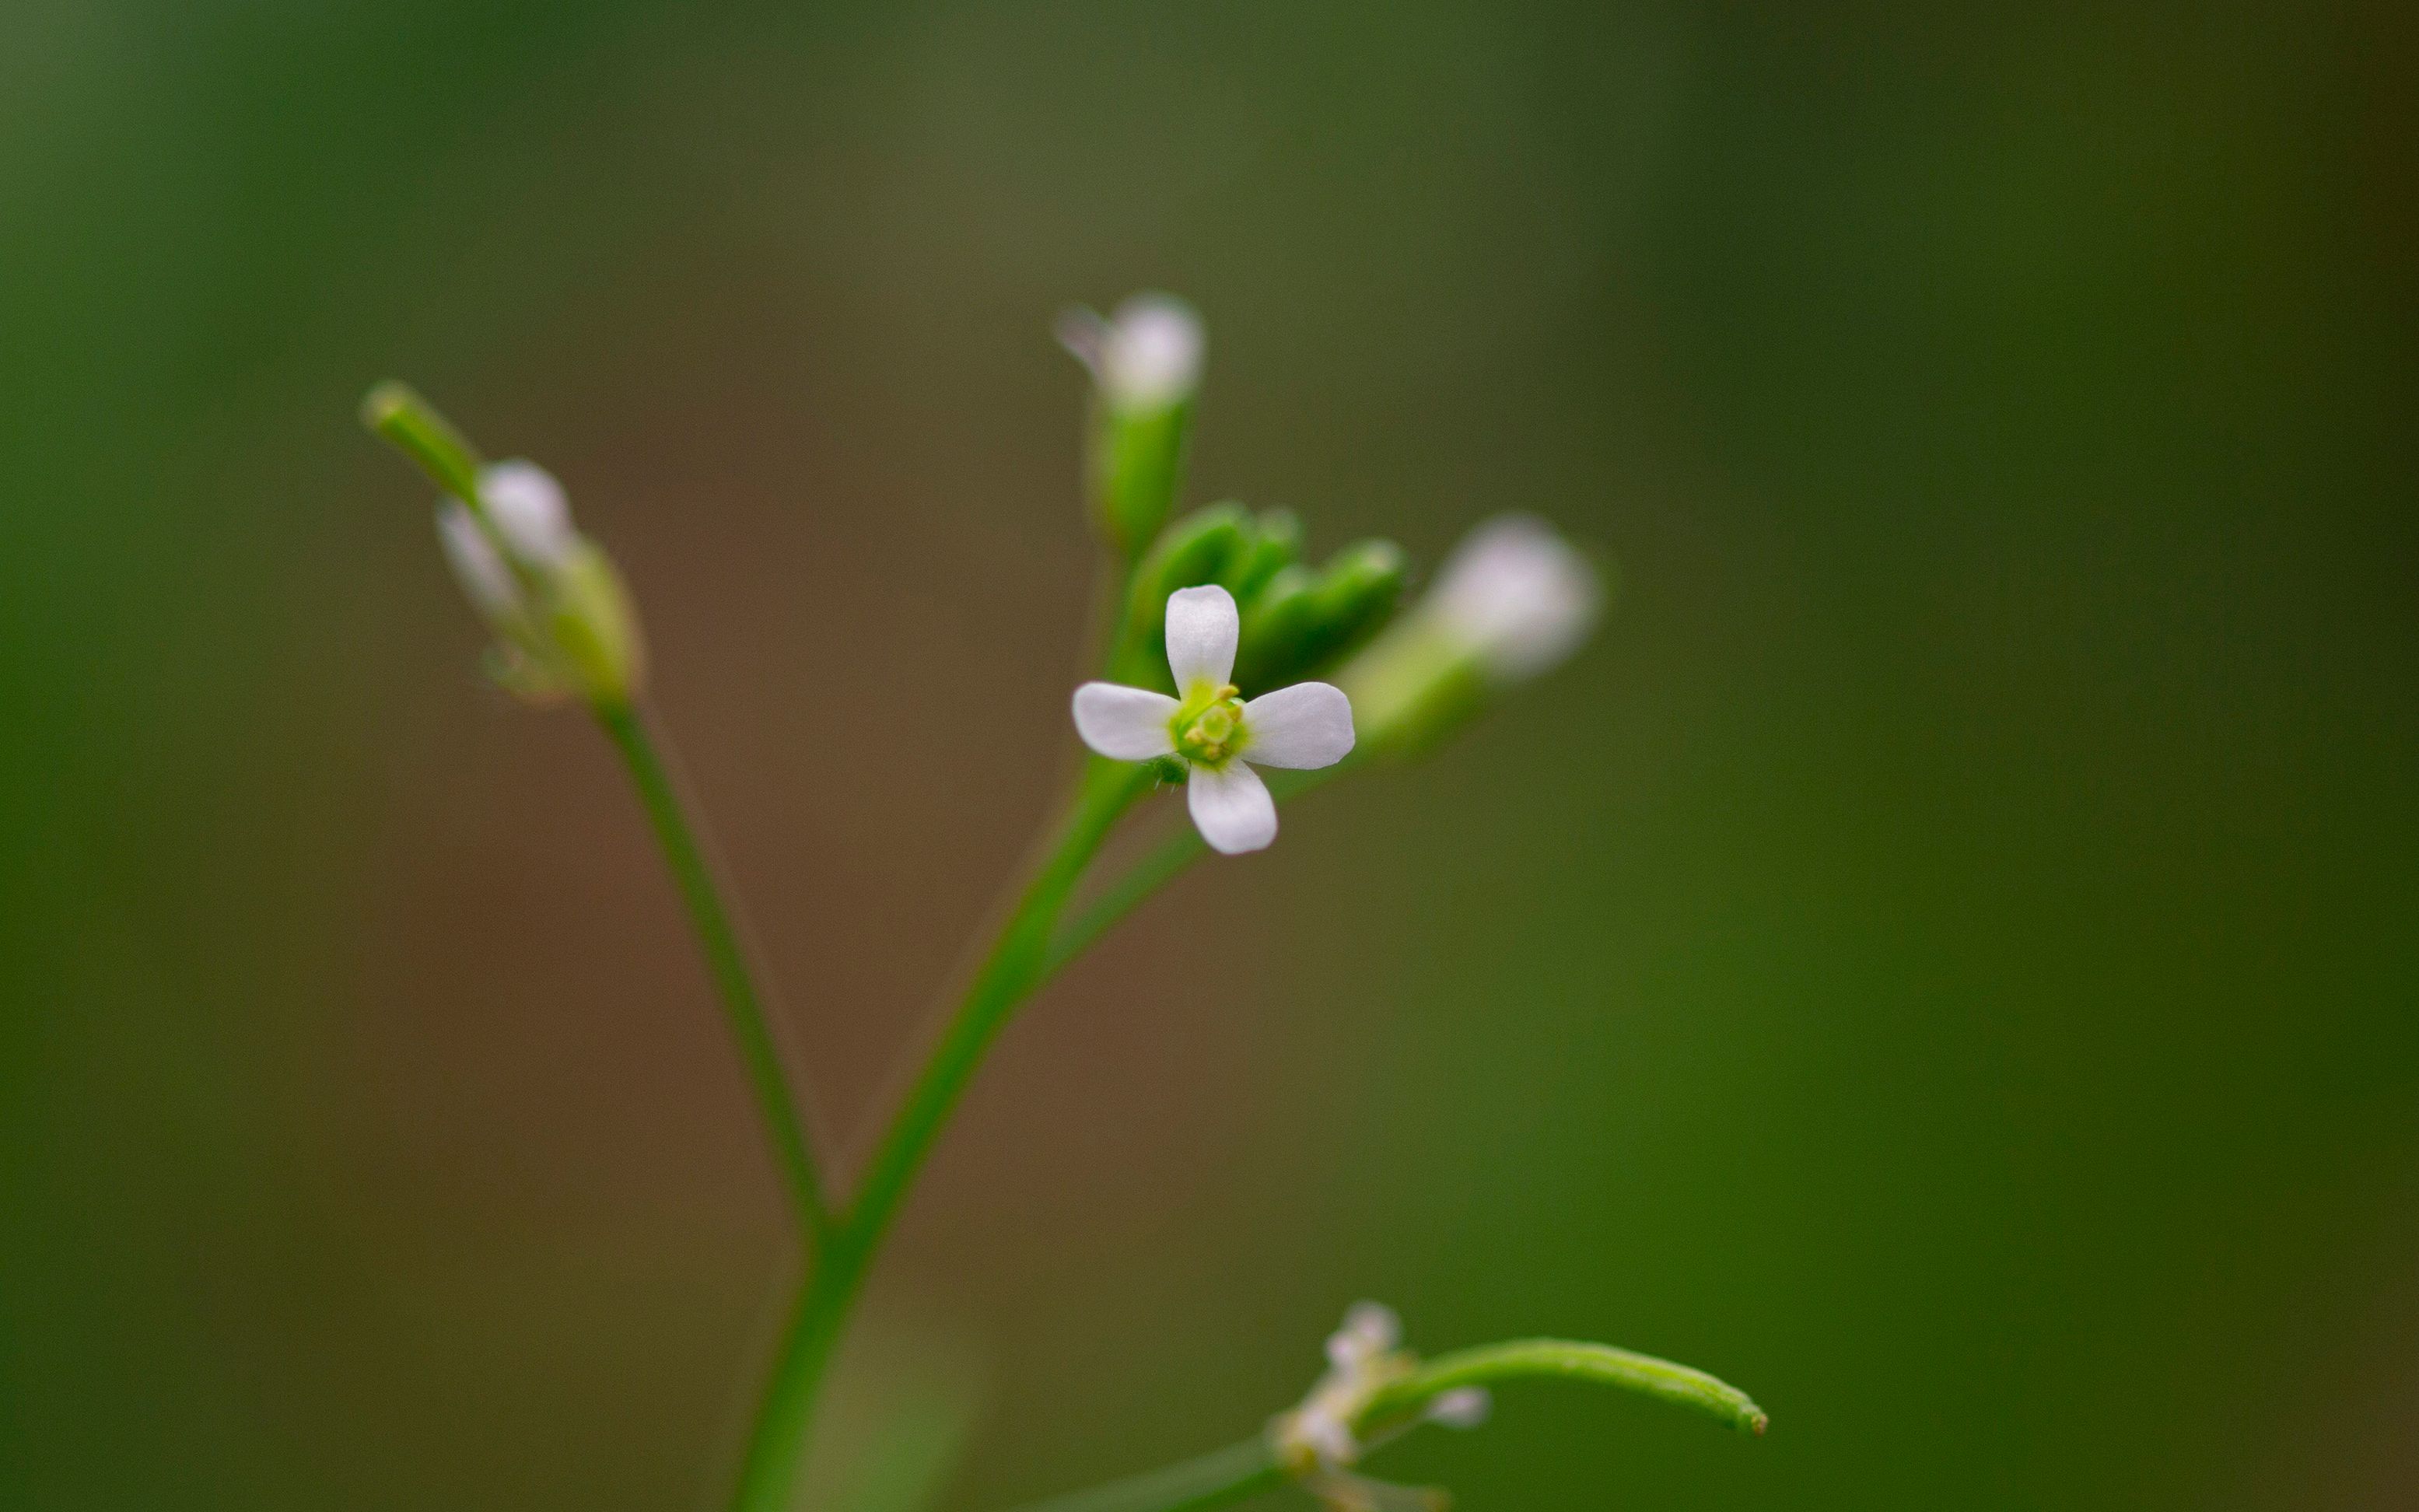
[3,2,2414,1507]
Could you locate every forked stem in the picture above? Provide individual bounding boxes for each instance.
[730,756,1151,1511]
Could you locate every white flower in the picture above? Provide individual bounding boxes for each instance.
[1071,585,1353,855]
[1273,1300,1490,1509]
[433,460,643,705]
[1057,292,1205,414]
[1424,513,1599,683]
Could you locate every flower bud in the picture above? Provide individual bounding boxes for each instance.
[1061,293,1205,558]
[1424,514,1601,681]
[1233,507,1302,603]
[1232,539,1406,694]
[1338,514,1602,754]
[366,385,647,710]
[433,460,645,709]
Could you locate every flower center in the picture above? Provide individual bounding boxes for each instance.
[1174,684,1245,765]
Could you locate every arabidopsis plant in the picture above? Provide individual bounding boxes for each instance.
[1073,585,1353,854]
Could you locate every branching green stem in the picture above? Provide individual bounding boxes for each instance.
[597,700,835,1244]
[730,755,1152,1512]
[1045,764,1342,980]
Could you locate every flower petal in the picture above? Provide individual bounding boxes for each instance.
[1241,682,1355,769]
[1072,682,1180,760]
[479,460,579,569]
[1187,760,1277,854]
[1165,583,1238,694]
[436,500,521,624]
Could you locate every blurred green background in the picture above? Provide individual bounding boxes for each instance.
[4,1,2414,1507]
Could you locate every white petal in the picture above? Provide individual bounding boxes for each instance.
[1072,682,1180,760]
[1164,584,1238,695]
[1427,1388,1492,1429]
[436,501,521,623]
[1240,682,1355,769]
[1100,293,1202,412]
[1186,760,1276,855]
[1339,1300,1402,1359]
[479,460,578,569]
[1427,513,1600,681]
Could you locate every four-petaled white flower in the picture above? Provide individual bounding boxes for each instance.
[1073,585,1354,855]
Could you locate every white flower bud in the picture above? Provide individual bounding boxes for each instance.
[429,464,642,707]
[1101,294,1202,412]
[1066,292,1203,415]
[1425,514,1599,683]
[478,460,579,569]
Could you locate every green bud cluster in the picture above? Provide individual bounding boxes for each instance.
[1108,502,1407,698]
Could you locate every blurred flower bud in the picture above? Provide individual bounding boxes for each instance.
[1339,514,1602,754]
[365,384,644,709]
[432,461,646,708]
[1061,293,1205,558]
[1424,514,1600,681]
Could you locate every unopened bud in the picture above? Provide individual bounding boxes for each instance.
[366,384,645,709]
[1425,514,1600,681]
[1338,515,1602,754]
[1233,539,1406,693]
[1062,293,1206,557]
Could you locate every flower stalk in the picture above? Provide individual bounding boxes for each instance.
[597,701,835,1244]
[362,386,831,1243]
[730,754,1153,1510]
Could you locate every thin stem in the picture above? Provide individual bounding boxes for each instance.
[597,700,835,1244]
[1045,764,1343,980]
[730,756,1151,1512]
[1001,1437,1283,1512]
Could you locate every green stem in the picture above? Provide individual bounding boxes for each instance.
[1045,764,1343,980]
[1003,1437,1283,1512]
[597,700,835,1244]
[730,756,1151,1512]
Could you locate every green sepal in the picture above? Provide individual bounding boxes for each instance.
[1090,400,1192,559]
[1231,508,1301,603]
